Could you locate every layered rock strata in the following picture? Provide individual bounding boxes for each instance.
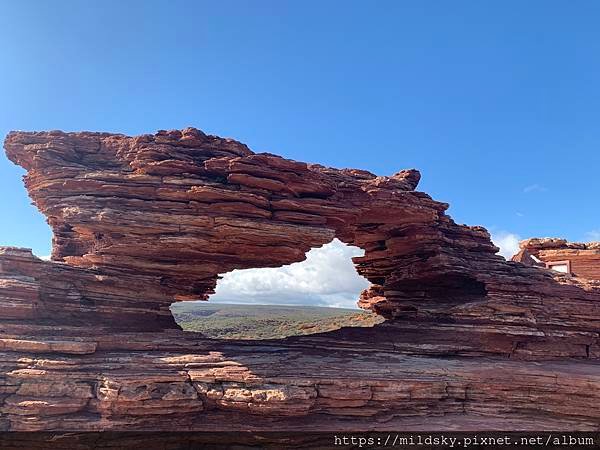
[1,128,600,431]
[513,238,600,280]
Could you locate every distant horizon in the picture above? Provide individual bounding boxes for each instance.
[171,301,362,311]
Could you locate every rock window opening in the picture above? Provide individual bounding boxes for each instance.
[170,239,384,339]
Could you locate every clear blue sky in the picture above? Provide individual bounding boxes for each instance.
[1,0,599,258]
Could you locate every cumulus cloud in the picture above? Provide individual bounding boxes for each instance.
[209,239,370,309]
[491,231,521,259]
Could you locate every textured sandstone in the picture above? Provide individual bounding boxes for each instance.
[1,128,600,431]
[514,238,600,280]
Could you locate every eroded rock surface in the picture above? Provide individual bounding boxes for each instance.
[2,128,600,431]
[514,238,600,280]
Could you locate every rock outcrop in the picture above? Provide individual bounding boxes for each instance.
[1,128,600,431]
[514,238,600,280]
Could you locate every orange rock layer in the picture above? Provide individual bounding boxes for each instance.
[1,128,600,431]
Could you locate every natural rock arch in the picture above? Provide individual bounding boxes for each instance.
[3,128,600,433]
[4,128,499,328]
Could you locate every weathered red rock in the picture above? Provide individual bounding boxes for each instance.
[514,238,600,280]
[1,128,600,432]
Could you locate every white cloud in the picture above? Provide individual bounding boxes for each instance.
[523,184,547,194]
[209,239,370,309]
[491,231,521,260]
[585,230,600,242]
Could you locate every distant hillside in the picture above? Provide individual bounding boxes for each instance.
[170,303,384,339]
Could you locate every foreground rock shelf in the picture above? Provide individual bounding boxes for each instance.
[1,128,600,431]
[2,328,600,431]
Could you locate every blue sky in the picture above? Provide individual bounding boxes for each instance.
[1,0,599,263]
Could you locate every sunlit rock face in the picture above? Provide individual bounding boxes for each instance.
[2,128,600,432]
[3,127,501,321]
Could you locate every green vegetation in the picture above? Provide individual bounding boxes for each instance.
[170,302,383,339]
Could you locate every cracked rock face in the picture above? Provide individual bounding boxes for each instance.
[2,128,600,432]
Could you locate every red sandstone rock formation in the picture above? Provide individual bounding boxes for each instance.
[513,238,600,280]
[1,128,600,432]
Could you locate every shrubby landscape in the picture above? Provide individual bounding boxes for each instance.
[171,303,383,339]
